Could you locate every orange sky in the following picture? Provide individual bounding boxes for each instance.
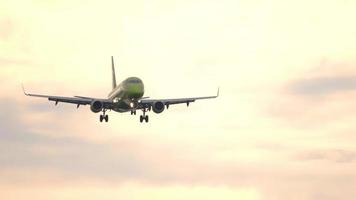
[2,0,356,199]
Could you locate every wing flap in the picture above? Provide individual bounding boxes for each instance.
[48,96,91,105]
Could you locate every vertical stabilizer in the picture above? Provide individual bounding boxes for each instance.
[111,56,117,90]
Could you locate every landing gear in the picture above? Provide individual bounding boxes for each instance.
[131,110,136,115]
[140,115,149,123]
[100,114,109,122]
[100,110,109,122]
[140,109,149,123]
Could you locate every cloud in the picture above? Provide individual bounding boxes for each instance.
[0,99,149,183]
[0,99,258,186]
[296,149,356,163]
[0,57,34,66]
[290,76,356,96]
[3,96,356,200]
[8,98,353,198]
[287,60,356,97]
[265,62,356,129]
[0,18,14,40]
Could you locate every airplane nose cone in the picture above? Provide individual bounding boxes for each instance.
[128,83,144,99]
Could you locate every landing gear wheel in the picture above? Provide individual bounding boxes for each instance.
[139,115,149,123]
[100,108,109,123]
[139,108,149,123]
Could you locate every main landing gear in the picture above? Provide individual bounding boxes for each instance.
[140,109,149,123]
[100,110,109,122]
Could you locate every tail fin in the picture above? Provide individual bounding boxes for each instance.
[111,56,117,89]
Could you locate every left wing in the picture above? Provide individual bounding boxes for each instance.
[139,88,219,109]
[23,86,113,108]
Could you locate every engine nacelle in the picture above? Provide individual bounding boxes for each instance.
[90,100,103,113]
[152,101,165,114]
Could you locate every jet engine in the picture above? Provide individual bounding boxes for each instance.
[152,101,165,114]
[90,100,103,113]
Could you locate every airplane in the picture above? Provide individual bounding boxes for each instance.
[23,56,219,123]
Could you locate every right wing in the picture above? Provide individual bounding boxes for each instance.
[139,88,219,109]
[22,86,113,108]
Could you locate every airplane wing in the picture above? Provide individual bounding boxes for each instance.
[139,88,219,108]
[22,86,113,108]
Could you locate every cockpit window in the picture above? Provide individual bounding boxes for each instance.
[128,79,140,83]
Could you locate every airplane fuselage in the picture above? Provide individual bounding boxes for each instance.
[108,77,144,112]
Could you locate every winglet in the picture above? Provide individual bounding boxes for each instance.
[22,84,28,96]
[216,87,220,97]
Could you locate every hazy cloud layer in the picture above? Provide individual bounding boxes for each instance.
[265,62,356,131]
[0,100,268,187]
[0,18,14,40]
[297,149,356,163]
[2,99,356,200]
[291,76,356,96]
[1,100,253,185]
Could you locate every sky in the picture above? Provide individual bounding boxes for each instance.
[1,0,356,199]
